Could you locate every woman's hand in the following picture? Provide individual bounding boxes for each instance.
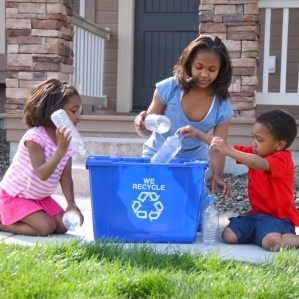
[176,125,215,145]
[176,125,199,138]
[210,174,230,201]
[134,111,152,137]
[134,111,148,131]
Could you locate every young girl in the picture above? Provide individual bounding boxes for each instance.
[0,78,84,236]
[134,35,234,207]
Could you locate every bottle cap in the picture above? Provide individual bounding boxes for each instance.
[207,195,215,203]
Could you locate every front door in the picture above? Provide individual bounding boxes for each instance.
[133,0,200,111]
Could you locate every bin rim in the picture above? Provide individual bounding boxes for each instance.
[85,155,209,169]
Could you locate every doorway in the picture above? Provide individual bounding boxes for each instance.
[133,0,200,111]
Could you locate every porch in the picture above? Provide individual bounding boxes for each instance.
[1,0,299,198]
[2,1,299,133]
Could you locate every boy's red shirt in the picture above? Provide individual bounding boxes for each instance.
[234,145,299,226]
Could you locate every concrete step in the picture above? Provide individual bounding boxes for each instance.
[54,136,250,198]
[73,136,145,164]
[55,136,145,197]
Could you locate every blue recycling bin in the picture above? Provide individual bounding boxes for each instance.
[86,155,208,243]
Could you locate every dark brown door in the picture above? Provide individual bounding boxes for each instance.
[133,0,200,111]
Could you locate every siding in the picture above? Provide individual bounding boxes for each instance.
[73,0,80,14]
[95,0,118,113]
[72,0,117,113]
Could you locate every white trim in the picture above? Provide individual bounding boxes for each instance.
[262,8,271,92]
[79,0,85,17]
[259,0,299,8]
[0,0,5,54]
[280,8,289,92]
[256,93,299,105]
[117,0,135,113]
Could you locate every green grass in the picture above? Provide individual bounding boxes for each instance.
[1,240,299,299]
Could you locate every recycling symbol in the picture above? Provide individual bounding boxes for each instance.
[132,191,164,221]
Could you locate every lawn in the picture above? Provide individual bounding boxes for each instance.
[1,240,299,298]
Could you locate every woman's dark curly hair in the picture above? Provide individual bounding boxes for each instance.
[256,110,297,149]
[23,78,80,129]
[173,35,232,101]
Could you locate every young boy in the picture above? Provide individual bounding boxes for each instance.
[177,110,299,251]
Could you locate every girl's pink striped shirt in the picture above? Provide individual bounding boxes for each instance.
[0,126,75,200]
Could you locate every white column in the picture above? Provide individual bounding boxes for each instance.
[117,0,135,113]
[79,0,85,17]
[0,0,5,54]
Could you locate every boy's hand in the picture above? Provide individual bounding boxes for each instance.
[210,136,231,155]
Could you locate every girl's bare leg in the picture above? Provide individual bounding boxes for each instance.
[0,210,57,236]
[53,212,67,234]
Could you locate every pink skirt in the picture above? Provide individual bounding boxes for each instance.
[0,188,64,225]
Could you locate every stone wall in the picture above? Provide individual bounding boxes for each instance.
[199,0,259,118]
[5,0,74,114]
[0,128,10,178]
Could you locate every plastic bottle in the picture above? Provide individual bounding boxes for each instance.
[62,211,80,231]
[202,195,219,245]
[198,194,210,231]
[144,114,171,133]
[151,133,183,163]
[51,109,87,156]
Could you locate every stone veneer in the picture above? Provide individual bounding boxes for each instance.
[5,0,74,114]
[4,0,260,118]
[199,0,259,118]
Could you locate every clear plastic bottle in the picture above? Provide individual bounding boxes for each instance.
[144,114,171,133]
[51,109,87,156]
[202,195,219,245]
[151,133,183,163]
[62,211,80,231]
[198,194,210,231]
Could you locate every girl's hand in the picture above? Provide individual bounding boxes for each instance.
[134,111,148,131]
[176,125,199,139]
[66,204,84,226]
[56,126,72,155]
[210,174,230,201]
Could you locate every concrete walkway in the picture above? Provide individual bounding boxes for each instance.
[0,195,283,265]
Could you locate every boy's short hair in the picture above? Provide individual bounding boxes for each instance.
[256,110,297,149]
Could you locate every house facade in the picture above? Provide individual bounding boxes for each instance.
[1,0,299,154]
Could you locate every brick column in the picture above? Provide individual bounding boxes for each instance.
[5,0,74,114]
[199,0,259,118]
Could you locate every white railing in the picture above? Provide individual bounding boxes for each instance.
[72,13,110,107]
[256,0,299,105]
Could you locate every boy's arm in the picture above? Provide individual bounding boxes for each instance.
[210,137,270,171]
[176,123,231,200]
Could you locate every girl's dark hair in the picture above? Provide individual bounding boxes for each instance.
[173,35,232,101]
[256,109,297,149]
[23,78,80,128]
